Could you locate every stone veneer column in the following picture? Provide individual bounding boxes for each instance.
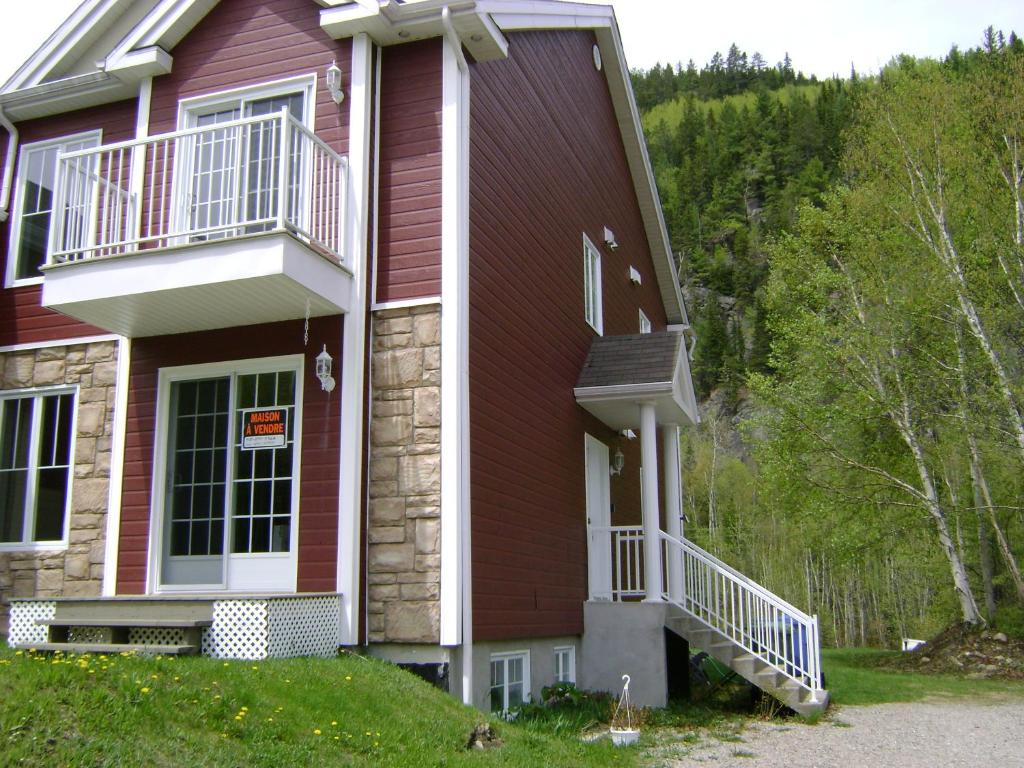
[0,341,119,635]
[367,306,442,644]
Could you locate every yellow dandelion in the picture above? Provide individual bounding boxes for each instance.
[241,706,248,712]
[251,666,258,670]
[234,716,242,721]
[214,694,222,700]
[223,662,229,667]
[140,687,151,694]
[365,731,372,737]
[267,718,274,722]
[344,675,352,681]
[334,736,340,741]
[313,729,322,736]
[15,650,23,656]
[331,721,338,726]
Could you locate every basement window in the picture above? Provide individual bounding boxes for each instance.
[490,651,530,712]
[554,646,576,684]
[0,389,75,549]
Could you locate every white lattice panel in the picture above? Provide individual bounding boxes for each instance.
[8,601,55,647]
[204,600,269,660]
[267,595,342,658]
[129,627,187,646]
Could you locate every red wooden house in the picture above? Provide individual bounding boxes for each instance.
[0,0,826,714]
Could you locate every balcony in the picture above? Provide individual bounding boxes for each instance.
[40,111,352,337]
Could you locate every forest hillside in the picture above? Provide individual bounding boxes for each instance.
[632,29,1024,647]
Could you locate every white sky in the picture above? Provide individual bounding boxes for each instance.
[1,0,1022,85]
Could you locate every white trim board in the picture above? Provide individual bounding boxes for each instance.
[0,334,119,354]
[371,296,441,312]
[336,33,374,645]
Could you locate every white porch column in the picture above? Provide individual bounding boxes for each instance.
[640,402,663,602]
[663,424,683,603]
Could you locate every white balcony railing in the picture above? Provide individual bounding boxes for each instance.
[47,109,348,265]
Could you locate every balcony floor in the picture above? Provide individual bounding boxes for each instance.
[41,231,352,337]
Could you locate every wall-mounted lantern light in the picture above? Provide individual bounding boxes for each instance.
[603,226,619,251]
[316,344,336,392]
[326,60,344,105]
[609,447,625,476]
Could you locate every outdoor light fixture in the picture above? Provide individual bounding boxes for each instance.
[609,447,625,476]
[603,226,619,250]
[326,60,344,104]
[316,345,336,392]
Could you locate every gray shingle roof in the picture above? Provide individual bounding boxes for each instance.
[575,331,684,389]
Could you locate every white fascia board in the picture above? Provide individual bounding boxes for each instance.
[2,0,121,92]
[0,73,132,122]
[574,382,674,402]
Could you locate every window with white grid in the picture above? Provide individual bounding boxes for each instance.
[490,651,530,712]
[0,389,75,547]
[7,132,100,285]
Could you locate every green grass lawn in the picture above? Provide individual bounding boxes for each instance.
[0,647,637,768]
[821,647,1024,707]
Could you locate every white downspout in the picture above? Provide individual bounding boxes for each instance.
[0,107,19,222]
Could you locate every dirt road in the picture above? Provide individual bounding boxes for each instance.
[646,699,1024,767]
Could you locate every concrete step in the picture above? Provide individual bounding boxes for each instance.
[13,642,199,656]
[37,618,212,629]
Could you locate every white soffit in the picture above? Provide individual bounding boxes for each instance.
[320,1,508,61]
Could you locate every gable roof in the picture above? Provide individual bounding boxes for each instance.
[0,0,690,327]
[575,331,699,428]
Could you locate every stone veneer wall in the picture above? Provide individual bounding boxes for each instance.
[367,306,442,644]
[0,341,118,635]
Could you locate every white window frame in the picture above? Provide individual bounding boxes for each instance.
[5,130,102,288]
[147,354,304,594]
[554,645,576,684]
[0,386,78,551]
[583,233,603,334]
[639,309,652,334]
[489,650,530,712]
[172,74,319,241]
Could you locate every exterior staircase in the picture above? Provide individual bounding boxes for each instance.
[600,526,829,715]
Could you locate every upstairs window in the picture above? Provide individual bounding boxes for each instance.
[583,234,603,334]
[8,132,100,284]
[0,390,75,547]
[639,309,652,334]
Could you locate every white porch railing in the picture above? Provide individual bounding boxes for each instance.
[597,523,824,697]
[591,525,646,600]
[47,109,348,265]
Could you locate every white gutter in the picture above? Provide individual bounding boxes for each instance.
[0,107,18,222]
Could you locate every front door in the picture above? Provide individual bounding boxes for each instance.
[157,361,300,592]
[584,434,612,600]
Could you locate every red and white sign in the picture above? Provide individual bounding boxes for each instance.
[241,407,288,449]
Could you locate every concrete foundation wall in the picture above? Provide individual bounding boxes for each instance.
[581,601,669,707]
[464,635,580,712]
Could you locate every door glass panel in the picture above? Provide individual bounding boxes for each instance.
[162,377,230,587]
[189,108,240,239]
[232,371,296,554]
[244,93,305,229]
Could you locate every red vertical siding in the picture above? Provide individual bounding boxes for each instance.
[375,40,443,304]
[148,0,351,149]
[115,317,342,594]
[0,100,137,346]
[468,31,671,641]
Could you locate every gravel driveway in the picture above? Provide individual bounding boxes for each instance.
[646,699,1024,767]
